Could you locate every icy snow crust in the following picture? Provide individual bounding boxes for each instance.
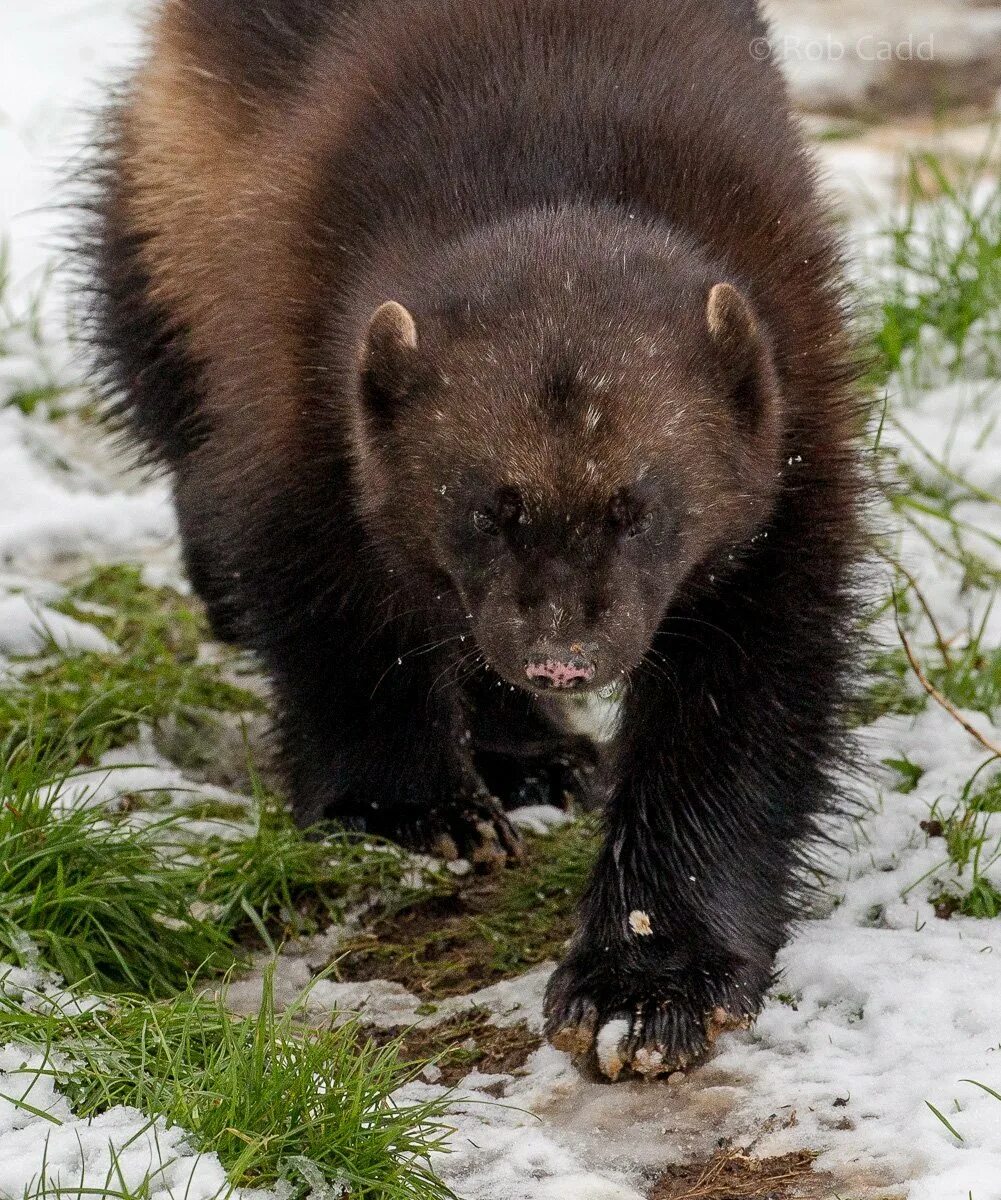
[2,1,1001,1197]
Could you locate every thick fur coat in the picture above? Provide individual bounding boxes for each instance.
[83,0,865,1078]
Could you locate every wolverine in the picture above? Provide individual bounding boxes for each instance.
[83,0,865,1078]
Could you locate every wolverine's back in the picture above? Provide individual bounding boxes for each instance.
[91,0,842,471]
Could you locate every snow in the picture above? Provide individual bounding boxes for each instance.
[507,804,574,835]
[0,1093,237,1200]
[2,1,1001,1198]
[694,698,1001,1193]
[42,726,255,826]
[0,406,172,568]
[420,1066,648,1200]
[0,971,273,1200]
[0,592,116,658]
[0,2,144,301]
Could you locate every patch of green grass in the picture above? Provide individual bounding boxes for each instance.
[0,971,455,1199]
[883,450,1001,591]
[0,721,431,993]
[866,150,1001,594]
[920,761,1001,920]
[957,875,1001,919]
[2,565,262,772]
[966,773,1001,814]
[866,147,1001,390]
[857,649,928,724]
[888,605,1001,723]
[814,119,874,143]
[927,638,1001,720]
[942,810,988,876]
[0,765,233,995]
[477,820,599,972]
[338,819,599,999]
[196,788,426,953]
[884,755,925,794]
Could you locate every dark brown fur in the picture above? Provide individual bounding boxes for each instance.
[82,0,866,1079]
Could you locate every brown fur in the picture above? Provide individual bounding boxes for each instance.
[113,0,856,484]
[83,0,867,1081]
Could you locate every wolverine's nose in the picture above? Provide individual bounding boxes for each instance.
[525,642,598,690]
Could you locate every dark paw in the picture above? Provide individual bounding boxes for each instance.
[305,771,525,869]
[475,751,597,812]
[544,950,760,1080]
[428,791,526,871]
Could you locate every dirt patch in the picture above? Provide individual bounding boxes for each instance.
[333,820,598,998]
[374,1010,542,1088]
[861,55,1001,122]
[651,1148,831,1200]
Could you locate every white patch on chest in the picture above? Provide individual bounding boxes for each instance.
[547,683,626,745]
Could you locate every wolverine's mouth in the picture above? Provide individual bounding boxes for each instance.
[524,674,624,703]
[560,678,625,703]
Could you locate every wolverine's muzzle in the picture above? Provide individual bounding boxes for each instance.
[525,642,599,689]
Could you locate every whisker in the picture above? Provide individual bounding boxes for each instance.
[661,615,747,659]
[369,632,470,699]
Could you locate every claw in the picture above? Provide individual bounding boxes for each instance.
[493,809,527,861]
[595,1016,631,1080]
[469,819,508,871]
[545,984,600,1055]
[439,794,525,871]
[705,1005,752,1045]
[431,833,460,861]
[545,972,758,1082]
[548,998,600,1058]
[632,1043,668,1078]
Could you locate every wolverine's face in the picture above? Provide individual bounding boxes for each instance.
[436,472,686,695]
[354,265,783,695]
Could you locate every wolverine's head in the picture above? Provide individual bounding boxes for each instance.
[350,210,784,695]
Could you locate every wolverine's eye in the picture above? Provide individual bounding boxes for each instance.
[628,512,655,539]
[473,510,500,536]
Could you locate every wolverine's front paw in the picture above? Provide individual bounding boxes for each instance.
[543,949,760,1081]
[327,781,524,869]
[429,790,525,871]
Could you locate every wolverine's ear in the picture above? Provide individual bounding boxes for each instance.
[360,301,419,425]
[706,283,778,428]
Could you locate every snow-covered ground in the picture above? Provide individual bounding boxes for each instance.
[2,2,1001,1199]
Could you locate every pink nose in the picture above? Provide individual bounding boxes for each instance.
[525,646,597,690]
